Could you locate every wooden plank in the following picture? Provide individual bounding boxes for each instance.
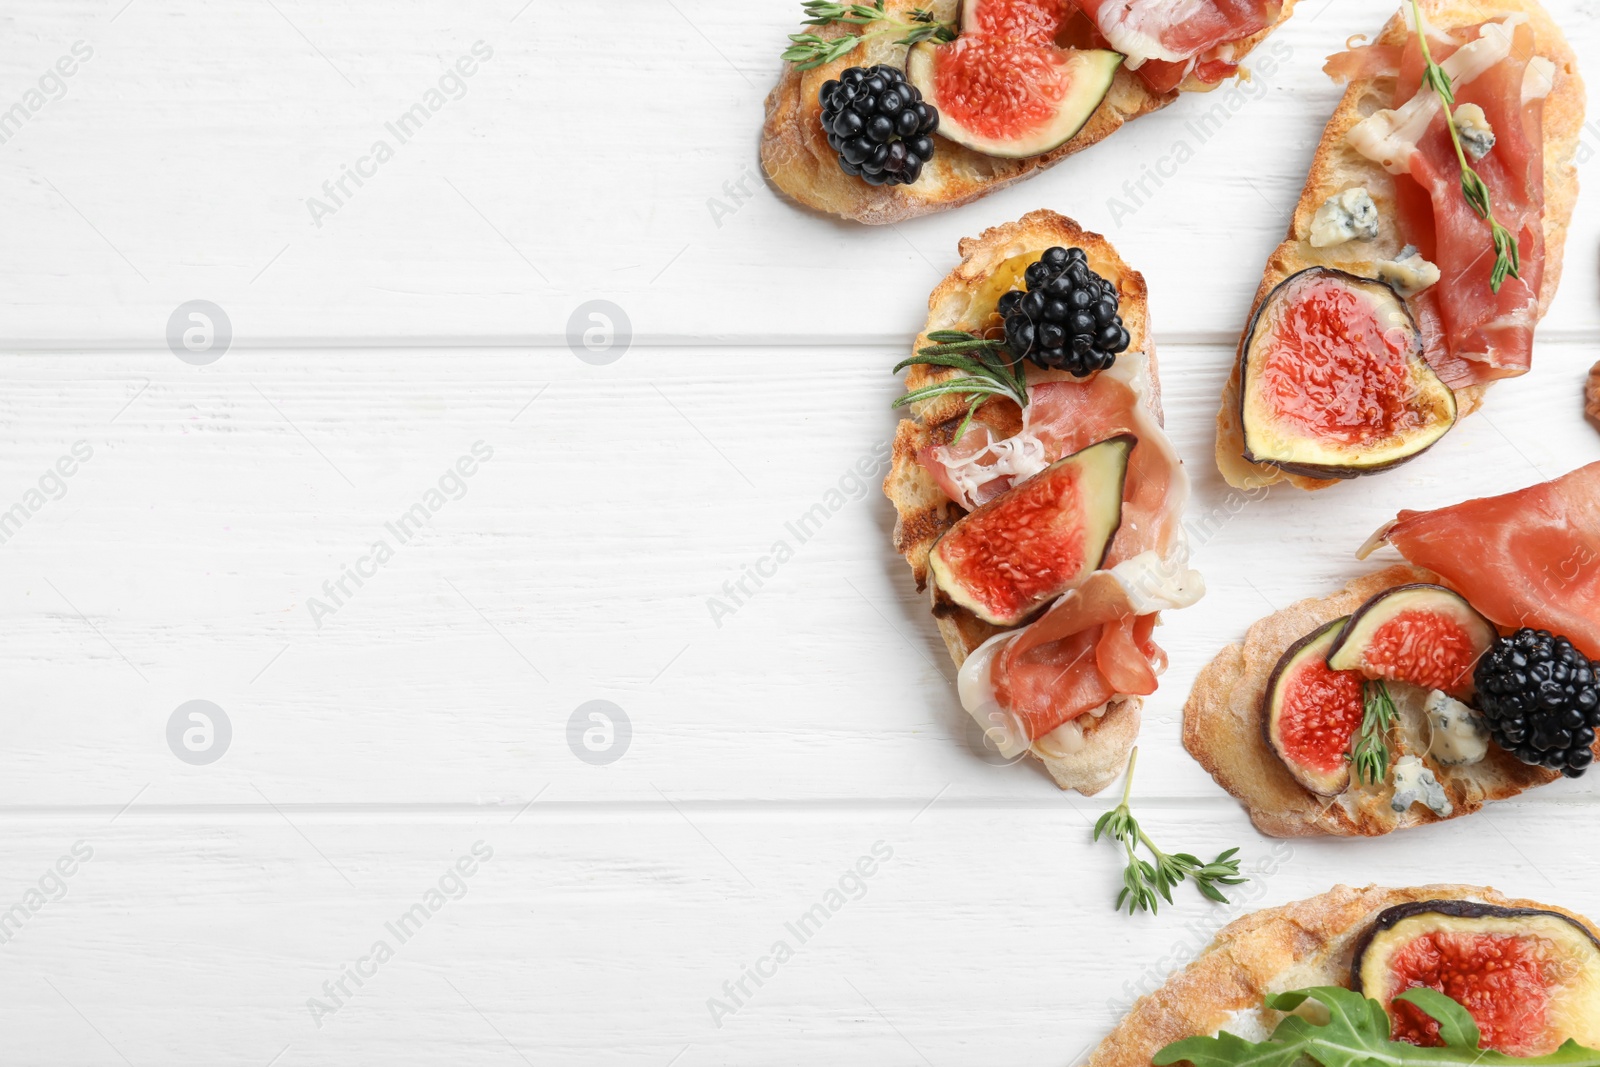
[0,1,1593,343]
[0,809,1595,1064]
[0,346,1592,805]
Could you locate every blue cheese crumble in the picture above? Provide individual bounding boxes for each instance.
[1309,188,1380,247]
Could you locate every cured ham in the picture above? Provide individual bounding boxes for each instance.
[986,572,1167,741]
[1072,0,1278,93]
[1368,461,1600,659]
[921,353,1188,563]
[1345,16,1553,388]
[1323,40,1402,84]
[922,353,1201,745]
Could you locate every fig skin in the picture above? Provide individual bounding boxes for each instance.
[1238,267,1457,480]
[1262,616,1361,797]
[905,41,1123,160]
[927,434,1132,627]
[1351,899,1600,1051]
[1326,583,1498,700]
[1350,899,1600,988]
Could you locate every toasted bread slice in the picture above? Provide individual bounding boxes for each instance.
[761,0,1296,225]
[1184,565,1554,838]
[1085,884,1600,1065]
[1587,360,1600,432]
[883,209,1167,796]
[1216,0,1584,491]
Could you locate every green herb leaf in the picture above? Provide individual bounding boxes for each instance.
[1396,987,1481,1049]
[1348,679,1397,787]
[1409,0,1520,292]
[1155,985,1600,1066]
[1093,749,1247,916]
[784,0,956,68]
[782,32,862,70]
[892,330,1027,444]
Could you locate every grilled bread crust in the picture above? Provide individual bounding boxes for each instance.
[1085,884,1600,1066]
[1586,360,1600,432]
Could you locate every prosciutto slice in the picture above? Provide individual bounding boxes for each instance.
[984,571,1167,741]
[1346,17,1551,387]
[1072,0,1278,93]
[922,355,1201,744]
[1370,461,1600,659]
[920,354,1188,564]
[1323,41,1402,85]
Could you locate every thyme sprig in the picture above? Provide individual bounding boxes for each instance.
[1349,679,1398,787]
[782,0,956,70]
[892,330,1028,444]
[1409,0,1521,292]
[1093,748,1248,915]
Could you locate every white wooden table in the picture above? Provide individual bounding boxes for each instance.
[2,1,1598,1063]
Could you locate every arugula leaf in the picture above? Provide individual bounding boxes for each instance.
[1154,986,1600,1067]
[1396,987,1480,1050]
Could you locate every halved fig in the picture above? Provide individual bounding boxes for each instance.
[1352,900,1600,1054]
[1326,584,1498,700]
[1263,617,1367,796]
[1239,267,1457,478]
[928,435,1131,626]
[906,39,1121,158]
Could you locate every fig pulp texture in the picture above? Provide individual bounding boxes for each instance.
[1240,268,1456,478]
[1263,616,1366,796]
[1353,900,1600,1054]
[905,33,1120,158]
[1327,584,1499,700]
[929,434,1131,626]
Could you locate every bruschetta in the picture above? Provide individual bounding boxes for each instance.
[1087,884,1600,1064]
[1186,461,1600,837]
[1216,0,1584,490]
[884,210,1201,794]
[762,0,1296,224]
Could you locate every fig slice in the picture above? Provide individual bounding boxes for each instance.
[905,39,1121,159]
[1239,267,1457,478]
[1352,899,1600,1055]
[1325,584,1498,701]
[928,434,1131,627]
[1263,616,1367,796]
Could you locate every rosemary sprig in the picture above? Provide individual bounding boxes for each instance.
[892,330,1028,444]
[1348,679,1398,787]
[782,0,956,70]
[1409,0,1521,292]
[1093,748,1248,915]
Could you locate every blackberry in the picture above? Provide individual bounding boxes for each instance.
[819,65,938,187]
[998,247,1131,377]
[1475,627,1600,778]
